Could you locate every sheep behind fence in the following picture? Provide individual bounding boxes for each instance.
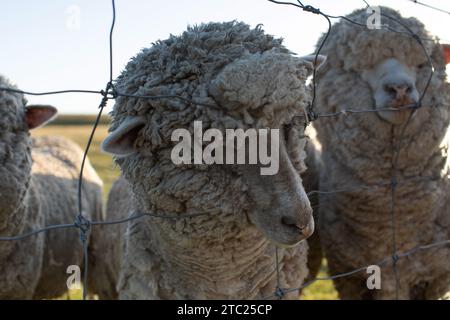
[1,0,450,300]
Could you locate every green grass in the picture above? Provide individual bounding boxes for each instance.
[32,123,120,200]
[49,114,111,126]
[300,259,339,300]
[54,289,84,300]
[31,115,339,300]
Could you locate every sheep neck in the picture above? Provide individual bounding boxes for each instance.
[324,106,449,183]
[320,108,449,226]
[137,211,294,299]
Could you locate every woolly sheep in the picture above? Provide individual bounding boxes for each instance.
[0,75,104,299]
[312,7,450,299]
[96,21,325,299]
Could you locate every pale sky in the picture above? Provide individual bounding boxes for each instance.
[1,0,449,114]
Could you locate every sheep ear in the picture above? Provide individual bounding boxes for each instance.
[442,44,450,64]
[102,116,146,157]
[25,105,58,130]
[301,54,327,71]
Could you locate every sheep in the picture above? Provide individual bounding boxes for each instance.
[88,177,130,300]
[97,21,325,299]
[312,7,450,299]
[0,75,104,299]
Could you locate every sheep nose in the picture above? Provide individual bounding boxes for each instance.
[281,215,315,239]
[383,83,413,100]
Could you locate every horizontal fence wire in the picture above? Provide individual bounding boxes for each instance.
[407,0,450,15]
[0,0,449,300]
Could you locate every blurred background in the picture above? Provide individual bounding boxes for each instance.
[2,0,450,299]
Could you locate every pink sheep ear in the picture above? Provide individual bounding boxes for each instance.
[102,116,146,157]
[442,44,450,64]
[25,105,58,130]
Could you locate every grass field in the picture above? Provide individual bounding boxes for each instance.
[32,124,120,200]
[31,115,338,300]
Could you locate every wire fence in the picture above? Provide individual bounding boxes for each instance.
[0,0,449,300]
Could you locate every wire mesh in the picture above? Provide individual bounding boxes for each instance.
[0,0,449,300]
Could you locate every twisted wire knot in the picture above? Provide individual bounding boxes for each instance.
[414,101,422,109]
[308,109,318,122]
[99,81,117,107]
[391,176,398,189]
[411,33,421,42]
[274,287,286,300]
[302,5,321,15]
[392,254,399,264]
[75,214,91,242]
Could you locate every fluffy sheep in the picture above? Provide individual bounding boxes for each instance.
[312,7,450,299]
[96,21,324,299]
[0,75,104,299]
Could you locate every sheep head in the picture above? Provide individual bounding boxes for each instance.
[205,50,323,246]
[316,6,450,126]
[102,22,324,247]
[0,75,57,226]
[361,50,450,124]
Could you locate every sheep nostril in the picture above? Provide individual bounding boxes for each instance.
[281,216,298,228]
[302,219,315,238]
[281,216,313,237]
[384,83,414,100]
[384,84,397,96]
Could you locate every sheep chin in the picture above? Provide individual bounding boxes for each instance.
[272,239,305,249]
[376,106,415,125]
[252,220,310,248]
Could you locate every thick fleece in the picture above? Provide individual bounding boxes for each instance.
[97,21,317,299]
[313,7,450,299]
[0,76,103,299]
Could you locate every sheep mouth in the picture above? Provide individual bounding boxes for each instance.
[376,101,418,124]
[278,219,314,247]
[389,97,417,109]
[251,214,315,248]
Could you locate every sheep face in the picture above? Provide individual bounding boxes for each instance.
[235,126,314,247]
[356,44,449,125]
[206,52,318,246]
[316,7,450,128]
[103,114,315,247]
[102,28,322,247]
[361,58,420,124]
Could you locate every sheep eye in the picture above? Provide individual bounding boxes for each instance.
[417,63,427,70]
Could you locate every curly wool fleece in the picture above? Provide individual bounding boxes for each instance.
[312,7,450,299]
[100,21,316,299]
[317,7,433,73]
